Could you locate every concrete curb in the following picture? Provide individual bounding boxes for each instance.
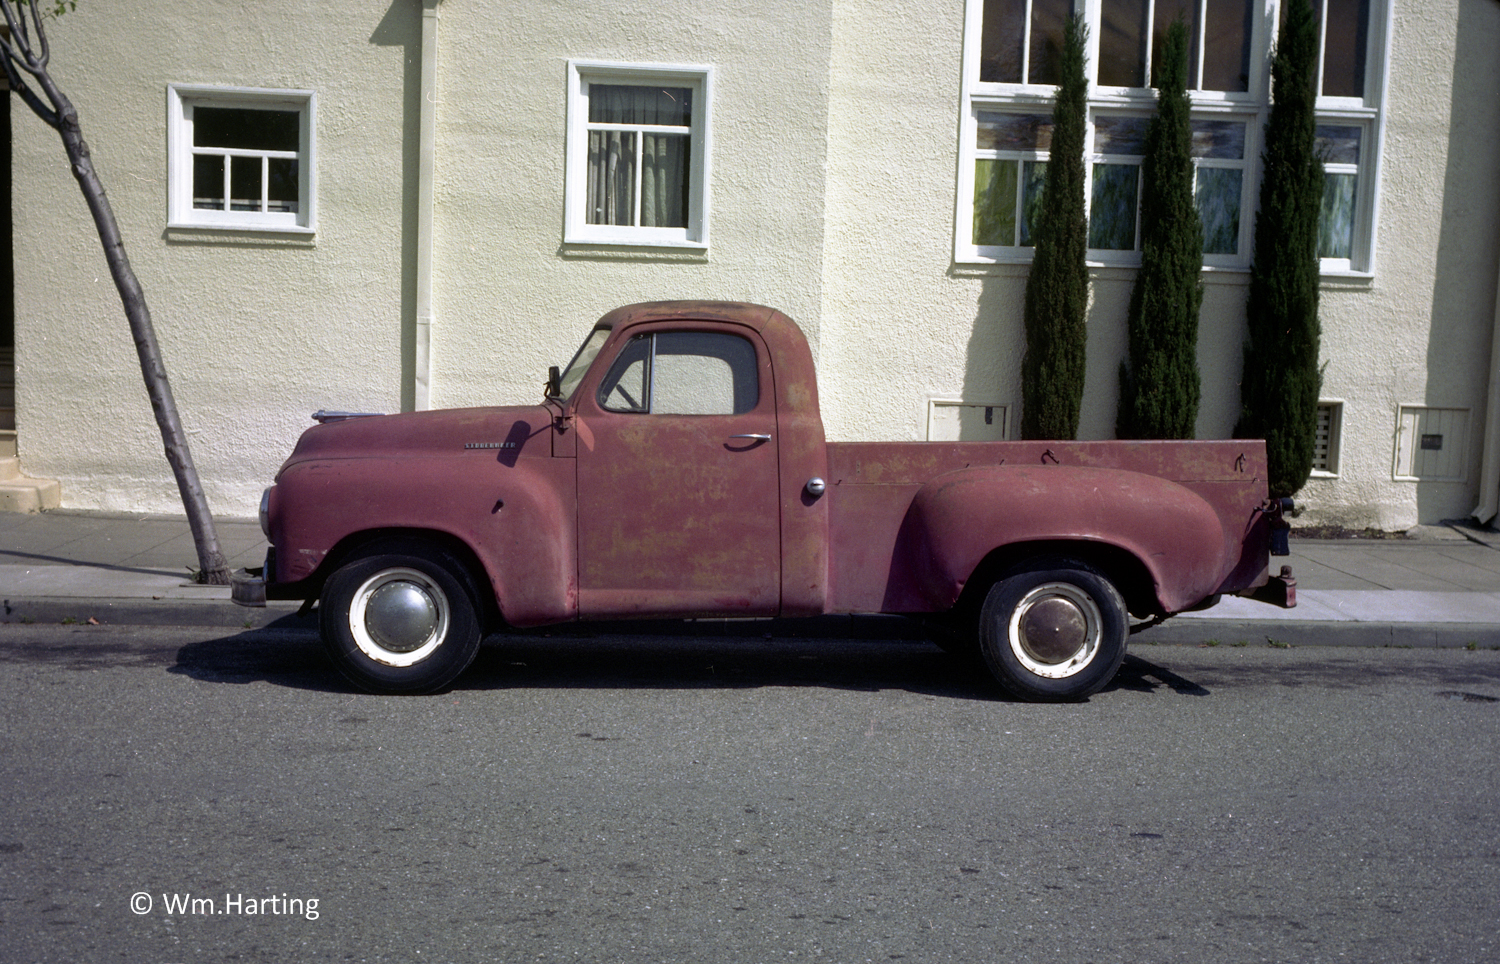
[0,597,308,630]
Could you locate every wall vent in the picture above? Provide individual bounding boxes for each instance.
[1312,400,1343,477]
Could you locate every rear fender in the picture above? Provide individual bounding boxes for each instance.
[895,465,1234,614]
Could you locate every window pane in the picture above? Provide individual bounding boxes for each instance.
[1029,0,1072,85]
[267,157,298,214]
[1094,115,1151,155]
[587,130,636,226]
[1319,172,1357,259]
[652,333,759,416]
[1315,124,1361,165]
[1190,120,1246,159]
[1020,160,1047,246]
[1201,0,1252,91]
[1090,163,1139,249]
[1098,0,1149,87]
[193,107,299,152]
[588,85,692,127]
[1196,166,1242,254]
[1321,0,1370,98]
[192,154,224,210]
[979,0,1027,83]
[641,133,689,228]
[976,112,1054,151]
[599,336,652,413]
[974,158,1019,245]
[229,155,261,212]
[1152,0,1200,88]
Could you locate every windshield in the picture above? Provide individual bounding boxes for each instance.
[556,327,611,401]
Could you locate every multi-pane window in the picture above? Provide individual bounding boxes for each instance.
[966,109,1250,262]
[566,63,711,249]
[1097,0,1255,92]
[979,0,1073,85]
[190,108,300,216]
[1088,116,1149,251]
[971,112,1051,247]
[168,86,315,232]
[1316,124,1362,260]
[1193,119,1249,255]
[585,85,692,230]
[958,0,1385,273]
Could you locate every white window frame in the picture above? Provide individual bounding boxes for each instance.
[955,0,1389,276]
[564,61,712,250]
[1310,0,1392,277]
[167,84,316,233]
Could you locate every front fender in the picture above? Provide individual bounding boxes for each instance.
[896,465,1236,613]
[268,454,577,626]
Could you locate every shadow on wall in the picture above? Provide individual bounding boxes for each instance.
[958,269,1188,443]
[371,0,424,414]
[1423,0,1500,523]
[959,269,1027,441]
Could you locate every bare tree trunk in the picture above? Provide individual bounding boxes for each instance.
[1,1,229,583]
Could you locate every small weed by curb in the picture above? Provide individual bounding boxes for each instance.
[1267,638,1290,649]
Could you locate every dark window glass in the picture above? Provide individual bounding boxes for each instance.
[1200,0,1252,91]
[192,154,224,209]
[193,107,299,152]
[1321,0,1369,97]
[587,85,691,126]
[1098,0,1149,87]
[979,0,1027,82]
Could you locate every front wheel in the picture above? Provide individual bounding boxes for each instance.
[978,563,1128,702]
[320,544,483,694]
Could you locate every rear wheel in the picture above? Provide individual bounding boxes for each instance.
[321,543,482,694]
[978,562,1127,702]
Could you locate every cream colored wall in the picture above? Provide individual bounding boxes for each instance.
[427,1,834,414]
[816,0,1246,447]
[12,0,836,517]
[1296,0,1500,530]
[13,0,413,516]
[10,0,1499,528]
[816,0,1500,530]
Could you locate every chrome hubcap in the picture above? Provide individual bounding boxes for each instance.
[1007,582,1102,679]
[365,581,439,653]
[349,568,451,667]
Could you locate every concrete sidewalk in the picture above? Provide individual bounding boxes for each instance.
[1,510,1499,647]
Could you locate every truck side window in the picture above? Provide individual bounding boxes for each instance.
[598,332,759,415]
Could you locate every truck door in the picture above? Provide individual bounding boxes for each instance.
[574,327,780,617]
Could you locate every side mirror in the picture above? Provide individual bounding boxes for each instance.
[545,365,562,399]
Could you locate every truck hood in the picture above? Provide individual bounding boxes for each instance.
[279,405,557,470]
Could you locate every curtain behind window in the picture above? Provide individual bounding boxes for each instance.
[586,85,691,228]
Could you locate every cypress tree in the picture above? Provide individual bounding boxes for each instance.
[1117,18,1202,440]
[1020,14,1089,440]
[1236,0,1323,498]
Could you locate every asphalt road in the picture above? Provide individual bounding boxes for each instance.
[2,623,1499,963]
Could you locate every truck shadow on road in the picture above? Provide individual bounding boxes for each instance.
[163,620,1216,701]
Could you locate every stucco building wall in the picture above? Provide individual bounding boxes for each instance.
[9,0,1500,531]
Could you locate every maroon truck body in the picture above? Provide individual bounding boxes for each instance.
[250,302,1286,699]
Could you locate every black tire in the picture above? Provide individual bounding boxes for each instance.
[978,562,1128,702]
[320,542,483,694]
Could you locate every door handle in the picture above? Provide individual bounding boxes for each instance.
[729,433,772,441]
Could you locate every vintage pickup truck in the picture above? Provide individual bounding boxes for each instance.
[237,301,1291,701]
